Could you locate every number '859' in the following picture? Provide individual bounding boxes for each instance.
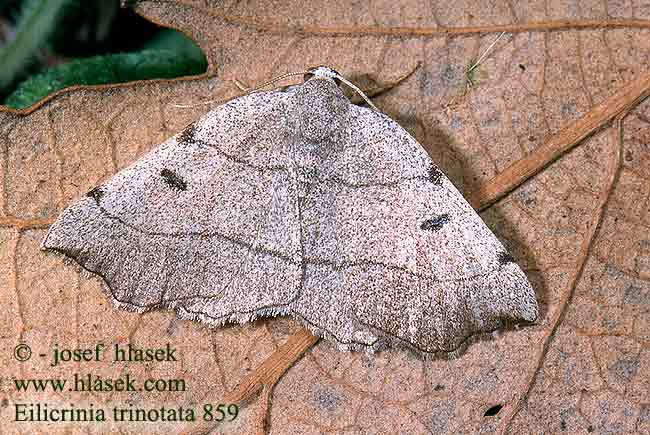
[203,403,239,421]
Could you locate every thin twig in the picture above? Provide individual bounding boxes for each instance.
[0,216,53,229]
[468,71,650,211]
[196,9,650,37]
[223,327,318,403]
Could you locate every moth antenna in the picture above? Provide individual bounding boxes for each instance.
[331,72,379,111]
[171,71,309,109]
[257,66,380,111]
[249,70,310,92]
[171,68,379,110]
[232,78,249,91]
[170,97,233,108]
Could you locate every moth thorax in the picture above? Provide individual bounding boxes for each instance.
[289,79,349,143]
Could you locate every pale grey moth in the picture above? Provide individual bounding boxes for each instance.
[41,66,538,355]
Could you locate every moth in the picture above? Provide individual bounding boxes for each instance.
[42,66,538,356]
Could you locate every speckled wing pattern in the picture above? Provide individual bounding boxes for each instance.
[42,75,538,355]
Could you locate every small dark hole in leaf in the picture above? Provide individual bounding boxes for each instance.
[483,404,503,417]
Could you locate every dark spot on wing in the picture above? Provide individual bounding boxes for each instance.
[160,168,187,191]
[433,384,445,391]
[498,251,516,265]
[483,404,503,417]
[429,165,443,185]
[86,186,104,203]
[421,214,449,231]
[178,123,197,144]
